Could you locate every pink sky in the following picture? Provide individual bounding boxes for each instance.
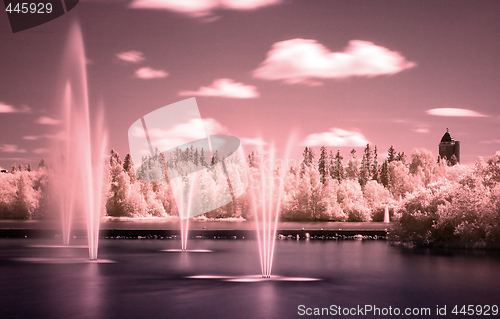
[0,0,499,169]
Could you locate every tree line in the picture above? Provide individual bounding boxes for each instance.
[1,145,499,244]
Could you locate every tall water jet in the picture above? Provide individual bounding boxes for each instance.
[384,206,390,223]
[168,173,196,251]
[128,99,247,252]
[248,145,289,278]
[52,21,108,260]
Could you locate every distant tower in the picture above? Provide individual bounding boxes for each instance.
[438,128,460,165]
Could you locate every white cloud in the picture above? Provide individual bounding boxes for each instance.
[240,137,267,146]
[0,144,27,153]
[135,67,169,79]
[253,39,416,84]
[130,118,227,151]
[33,148,49,154]
[35,116,60,125]
[302,128,369,147]
[480,139,500,144]
[412,124,430,134]
[426,108,487,117]
[0,102,31,113]
[117,50,145,63]
[23,134,57,140]
[179,78,259,99]
[202,118,228,135]
[129,0,281,17]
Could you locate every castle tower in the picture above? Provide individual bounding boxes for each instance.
[439,128,460,165]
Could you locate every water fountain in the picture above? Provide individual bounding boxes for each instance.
[189,139,320,282]
[249,146,286,278]
[52,21,108,260]
[128,98,248,253]
[384,206,390,223]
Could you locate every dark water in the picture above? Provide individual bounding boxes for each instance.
[1,239,499,318]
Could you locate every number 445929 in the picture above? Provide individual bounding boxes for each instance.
[5,2,53,14]
[452,305,498,316]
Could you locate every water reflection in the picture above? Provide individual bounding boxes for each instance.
[1,239,500,318]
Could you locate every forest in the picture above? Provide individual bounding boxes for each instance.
[1,144,499,245]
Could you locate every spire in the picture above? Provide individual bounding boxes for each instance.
[440,129,452,143]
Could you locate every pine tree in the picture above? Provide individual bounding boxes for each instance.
[38,159,46,170]
[388,146,396,163]
[302,147,310,166]
[372,146,379,181]
[181,147,189,162]
[308,148,315,167]
[11,164,17,174]
[449,154,458,166]
[26,163,31,172]
[173,147,181,165]
[211,150,220,165]
[248,151,256,168]
[193,148,199,166]
[110,149,121,166]
[396,151,406,163]
[380,160,390,187]
[318,146,328,184]
[199,148,208,167]
[123,153,136,182]
[330,150,345,181]
[300,147,310,176]
[188,145,195,163]
[107,149,129,217]
[350,148,356,159]
[360,144,372,186]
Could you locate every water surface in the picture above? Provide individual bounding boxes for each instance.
[1,239,499,318]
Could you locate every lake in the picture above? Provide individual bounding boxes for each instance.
[1,237,500,318]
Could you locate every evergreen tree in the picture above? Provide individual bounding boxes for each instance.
[248,151,256,168]
[188,145,195,163]
[380,160,390,187]
[302,147,310,167]
[11,164,16,174]
[318,146,328,184]
[388,145,396,163]
[38,159,46,170]
[193,148,199,166]
[372,146,379,181]
[300,147,313,176]
[107,149,127,216]
[173,147,181,165]
[26,163,31,172]
[449,154,458,166]
[308,148,315,166]
[110,149,121,166]
[181,147,189,162]
[360,144,372,186]
[330,150,345,181]
[396,151,406,163]
[123,153,136,182]
[199,148,208,167]
[345,149,360,180]
[211,150,220,165]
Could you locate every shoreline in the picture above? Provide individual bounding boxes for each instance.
[0,220,390,239]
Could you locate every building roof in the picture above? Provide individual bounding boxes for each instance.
[440,128,453,143]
